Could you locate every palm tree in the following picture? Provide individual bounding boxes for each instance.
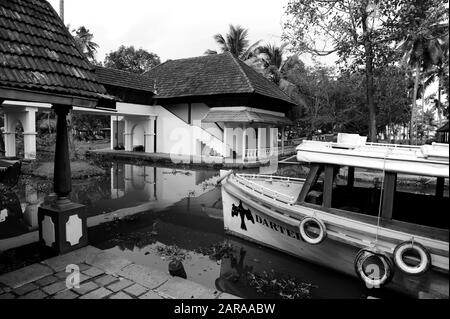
[205,24,261,60]
[399,31,446,143]
[72,26,99,62]
[59,0,64,22]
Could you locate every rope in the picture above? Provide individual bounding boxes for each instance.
[374,148,392,245]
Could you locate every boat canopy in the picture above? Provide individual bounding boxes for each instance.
[296,135,449,178]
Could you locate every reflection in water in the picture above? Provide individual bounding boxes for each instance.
[1,162,405,298]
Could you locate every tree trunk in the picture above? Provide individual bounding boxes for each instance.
[437,76,442,124]
[410,62,420,144]
[362,15,377,142]
[59,0,64,23]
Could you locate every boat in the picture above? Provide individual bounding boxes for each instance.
[219,134,449,299]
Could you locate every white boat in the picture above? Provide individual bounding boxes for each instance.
[219,135,449,298]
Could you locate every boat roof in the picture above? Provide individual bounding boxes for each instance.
[296,140,449,178]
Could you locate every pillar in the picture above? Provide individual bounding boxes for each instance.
[257,127,266,160]
[281,126,285,156]
[3,111,17,158]
[38,105,87,255]
[110,116,115,150]
[242,126,247,162]
[124,117,133,151]
[23,107,37,160]
[270,127,278,157]
[145,116,156,153]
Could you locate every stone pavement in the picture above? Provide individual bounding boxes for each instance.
[0,246,239,300]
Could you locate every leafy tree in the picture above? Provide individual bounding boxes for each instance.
[71,26,99,62]
[104,45,161,74]
[205,24,261,60]
[283,0,406,142]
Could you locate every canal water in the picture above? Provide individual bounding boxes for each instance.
[0,162,405,299]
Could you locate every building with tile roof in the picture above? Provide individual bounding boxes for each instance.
[144,52,296,112]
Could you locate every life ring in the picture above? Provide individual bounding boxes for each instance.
[393,241,431,275]
[354,248,394,288]
[299,217,326,244]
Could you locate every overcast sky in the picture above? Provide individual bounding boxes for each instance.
[48,0,292,63]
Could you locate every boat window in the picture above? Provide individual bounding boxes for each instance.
[330,166,382,216]
[392,174,449,229]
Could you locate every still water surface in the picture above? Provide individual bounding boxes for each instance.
[0,162,404,299]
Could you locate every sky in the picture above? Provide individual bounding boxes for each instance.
[48,0,292,63]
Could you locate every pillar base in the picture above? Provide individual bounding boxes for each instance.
[38,199,88,255]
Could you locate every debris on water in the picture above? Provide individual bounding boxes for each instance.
[195,241,234,261]
[246,270,317,299]
[156,244,189,261]
[144,251,150,256]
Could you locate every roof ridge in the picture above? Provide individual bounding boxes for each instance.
[227,52,255,93]
[95,65,147,77]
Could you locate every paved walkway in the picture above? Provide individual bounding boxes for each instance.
[0,246,239,299]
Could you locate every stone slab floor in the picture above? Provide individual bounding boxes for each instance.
[0,246,239,300]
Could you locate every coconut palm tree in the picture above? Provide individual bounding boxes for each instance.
[205,24,261,60]
[399,30,446,143]
[72,26,99,62]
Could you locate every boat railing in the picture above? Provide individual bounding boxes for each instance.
[237,173,305,183]
[234,174,297,204]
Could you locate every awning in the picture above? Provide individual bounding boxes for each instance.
[202,107,293,126]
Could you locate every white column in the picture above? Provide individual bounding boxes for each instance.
[257,127,266,160]
[22,107,37,160]
[144,116,156,153]
[3,111,17,157]
[110,116,115,150]
[124,117,133,151]
[281,126,285,156]
[242,126,247,162]
[270,127,278,157]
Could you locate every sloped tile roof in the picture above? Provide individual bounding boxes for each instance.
[0,0,111,101]
[144,52,296,106]
[202,107,293,125]
[94,66,155,93]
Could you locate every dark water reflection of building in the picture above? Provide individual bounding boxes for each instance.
[0,163,220,249]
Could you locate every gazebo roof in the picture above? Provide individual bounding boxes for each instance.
[0,0,114,108]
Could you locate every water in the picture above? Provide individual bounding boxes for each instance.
[0,162,404,299]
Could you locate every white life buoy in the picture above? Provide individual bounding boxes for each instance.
[299,217,326,244]
[354,248,394,288]
[393,241,431,275]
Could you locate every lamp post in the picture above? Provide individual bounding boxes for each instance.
[38,105,88,255]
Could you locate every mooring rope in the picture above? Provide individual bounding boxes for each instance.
[374,147,393,245]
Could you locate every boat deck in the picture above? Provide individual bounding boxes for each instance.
[249,178,303,200]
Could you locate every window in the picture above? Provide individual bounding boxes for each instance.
[392,175,449,229]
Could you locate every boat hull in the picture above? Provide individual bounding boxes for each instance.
[221,180,449,299]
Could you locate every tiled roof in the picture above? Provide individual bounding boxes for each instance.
[0,0,111,102]
[144,52,296,106]
[202,108,294,125]
[94,66,155,93]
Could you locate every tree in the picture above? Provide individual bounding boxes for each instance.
[205,24,261,60]
[283,0,406,142]
[104,46,161,74]
[397,0,448,143]
[71,26,99,62]
[246,43,291,84]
